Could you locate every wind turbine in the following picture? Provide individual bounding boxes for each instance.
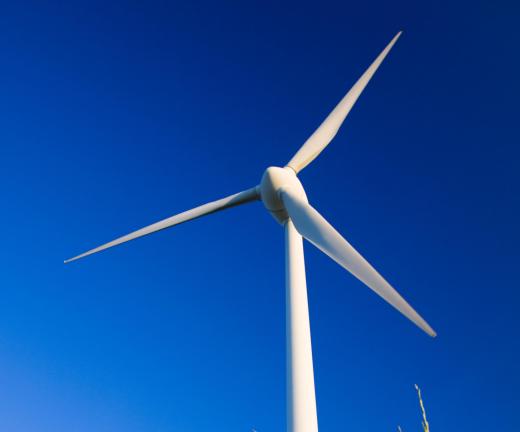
[65,31,436,432]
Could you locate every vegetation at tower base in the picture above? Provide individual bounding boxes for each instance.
[397,384,431,432]
[415,384,430,432]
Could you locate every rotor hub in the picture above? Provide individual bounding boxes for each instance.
[260,166,307,224]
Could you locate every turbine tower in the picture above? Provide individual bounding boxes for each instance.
[65,32,436,432]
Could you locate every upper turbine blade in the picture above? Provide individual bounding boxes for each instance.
[280,187,436,337]
[286,32,402,174]
[65,186,260,263]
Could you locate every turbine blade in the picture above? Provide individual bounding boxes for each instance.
[65,186,260,263]
[280,187,436,337]
[286,31,402,174]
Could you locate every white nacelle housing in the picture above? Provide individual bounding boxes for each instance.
[260,166,308,224]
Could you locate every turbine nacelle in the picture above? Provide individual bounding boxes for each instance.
[260,166,308,224]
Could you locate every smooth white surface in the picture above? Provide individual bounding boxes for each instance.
[285,219,319,432]
[286,31,402,174]
[260,166,307,223]
[64,187,259,263]
[280,187,436,337]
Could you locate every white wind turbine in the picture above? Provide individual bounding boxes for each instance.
[65,32,436,432]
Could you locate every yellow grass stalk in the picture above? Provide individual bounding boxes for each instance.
[415,384,430,432]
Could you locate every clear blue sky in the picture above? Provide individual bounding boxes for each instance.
[1,1,519,431]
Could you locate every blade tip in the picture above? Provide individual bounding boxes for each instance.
[64,255,81,264]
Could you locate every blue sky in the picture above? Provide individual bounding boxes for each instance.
[1,1,519,431]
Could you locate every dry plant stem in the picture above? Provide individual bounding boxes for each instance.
[415,384,430,432]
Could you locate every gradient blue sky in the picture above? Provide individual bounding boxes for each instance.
[1,1,519,431]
